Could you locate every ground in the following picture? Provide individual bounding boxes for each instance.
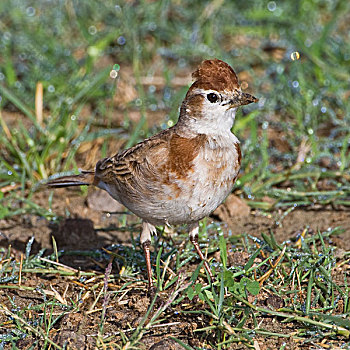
[0,188,349,349]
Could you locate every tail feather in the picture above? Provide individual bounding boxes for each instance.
[46,171,96,188]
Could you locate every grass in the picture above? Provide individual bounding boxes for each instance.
[0,0,349,348]
[0,226,349,348]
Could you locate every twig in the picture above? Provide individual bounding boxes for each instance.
[258,245,286,285]
[35,82,43,126]
[40,257,79,272]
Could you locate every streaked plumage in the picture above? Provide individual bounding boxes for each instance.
[46,59,258,291]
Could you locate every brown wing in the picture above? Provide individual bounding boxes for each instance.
[94,128,206,195]
[95,129,170,186]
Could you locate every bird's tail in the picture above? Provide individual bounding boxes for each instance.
[45,171,96,188]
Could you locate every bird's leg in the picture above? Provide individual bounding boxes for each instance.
[142,241,153,289]
[189,223,213,280]
[141,222,157,294]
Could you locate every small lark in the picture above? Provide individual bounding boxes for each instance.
[47,59,258,291]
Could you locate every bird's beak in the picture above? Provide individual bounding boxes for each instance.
[228,89,259,108]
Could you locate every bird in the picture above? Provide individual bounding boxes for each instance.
[46,58,258,292]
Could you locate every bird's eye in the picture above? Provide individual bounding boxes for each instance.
[207,93,219,103]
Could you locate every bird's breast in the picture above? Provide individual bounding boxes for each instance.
[181,137,240,221]
[152,135,241,224]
